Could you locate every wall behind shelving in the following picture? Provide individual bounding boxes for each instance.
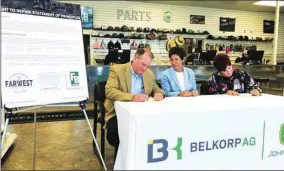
[63,0,284,64]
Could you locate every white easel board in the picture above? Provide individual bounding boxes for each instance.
[1,0,89,108]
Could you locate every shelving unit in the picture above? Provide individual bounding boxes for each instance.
[83,28,276,65]
[204,39,273,63]
[86,29,208,65]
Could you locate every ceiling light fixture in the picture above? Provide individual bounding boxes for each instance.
[253,1,284,7]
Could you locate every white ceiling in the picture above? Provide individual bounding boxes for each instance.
[140,0,284,14]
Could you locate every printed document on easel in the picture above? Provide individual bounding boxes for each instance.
[1,1,89,108]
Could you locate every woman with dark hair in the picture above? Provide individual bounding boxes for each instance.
[208,53,261,96]
[161,47,198,97]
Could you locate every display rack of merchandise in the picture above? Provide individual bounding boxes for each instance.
[84,25,275,66]
[89,30,207,65]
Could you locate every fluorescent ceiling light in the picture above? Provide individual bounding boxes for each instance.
[253,1,284,7]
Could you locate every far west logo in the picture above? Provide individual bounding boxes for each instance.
[147,137,255,163]
[147,138,182,163]
[69,72,79,86]
[268,123,284,158]
[5,73,33,93]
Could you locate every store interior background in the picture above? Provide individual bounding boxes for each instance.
[77,0,284,65]
[2,0,284,170]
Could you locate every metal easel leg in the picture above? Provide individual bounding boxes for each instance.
[33,111,37,170]
[1,107,12,149]
[79,99,107,170]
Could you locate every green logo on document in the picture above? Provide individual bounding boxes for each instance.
[280,124,284,145]
[69,72,79,86]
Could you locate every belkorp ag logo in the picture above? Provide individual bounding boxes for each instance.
[147,138,182,163]
[147,136,256,163]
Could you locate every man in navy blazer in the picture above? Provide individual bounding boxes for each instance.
[161,47,198,97]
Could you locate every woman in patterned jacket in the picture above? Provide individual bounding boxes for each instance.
[208,53,261,96]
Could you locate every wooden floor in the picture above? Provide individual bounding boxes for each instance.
[1,119,115,170]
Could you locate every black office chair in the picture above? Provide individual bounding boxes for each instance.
[93,81,118,165]
[199,80,210,95]
[93,81,107,163]
[156,80,162,89]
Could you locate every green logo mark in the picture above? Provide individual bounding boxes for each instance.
[69,72,79,86]
[172,137,183,160]
[164,11,173,23]
[280,123,284,145]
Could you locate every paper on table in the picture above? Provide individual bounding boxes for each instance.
[146,97,154,102]
[146,97,165,102]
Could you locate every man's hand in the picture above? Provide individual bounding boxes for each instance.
[190,90,199,96]
[131,94,149,102]
[179,91,192,97]
[227,90,240,96]
[250,89,261,96]
[153,92,164,101]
